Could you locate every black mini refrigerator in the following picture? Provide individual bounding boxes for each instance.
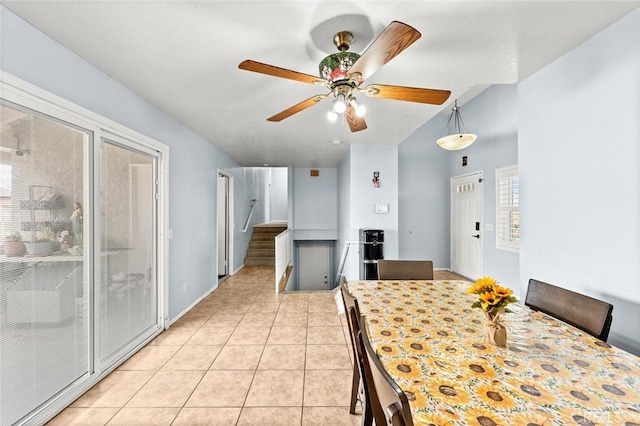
[359,229,384,280]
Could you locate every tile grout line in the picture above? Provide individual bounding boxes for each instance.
[109,325,205,424]
[300,297,311,426]
[234,282,279,424]
[161,308,213,425]
[163,302,228,424]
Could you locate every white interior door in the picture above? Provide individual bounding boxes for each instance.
[451,172,483,279]
[217,173,229,278]
[299,243,330,291]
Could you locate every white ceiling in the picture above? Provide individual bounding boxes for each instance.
[4,1,639,167]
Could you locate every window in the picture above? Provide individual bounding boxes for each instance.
[496,165,519,252]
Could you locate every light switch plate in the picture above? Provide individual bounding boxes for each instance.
[374,203,389,214]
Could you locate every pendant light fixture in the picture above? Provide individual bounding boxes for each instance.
[436,99,477,151]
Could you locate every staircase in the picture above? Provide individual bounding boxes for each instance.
[244,223,288,266]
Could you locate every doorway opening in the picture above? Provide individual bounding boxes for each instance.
[217,171,232,282]
[295,241,333,291]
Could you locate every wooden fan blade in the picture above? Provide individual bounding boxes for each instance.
[346,105,367,132]
[348,21,421,81]
[239,60,327,86]
[364,84,451,105]
[267,93,330,122]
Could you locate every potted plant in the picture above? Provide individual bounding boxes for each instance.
[24,227,55,256]
[3,232,26,257]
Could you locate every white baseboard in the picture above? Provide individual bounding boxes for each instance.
[434,267,451,271]
[232,264,244,275]
[168,283,218,326]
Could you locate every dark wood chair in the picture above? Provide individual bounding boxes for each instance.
[525,278,613,341]
[377,260,434,280]
[340,279,373,426]
[358,315,414,426]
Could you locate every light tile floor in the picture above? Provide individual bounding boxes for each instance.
[47,267,362,426]
[47,267,464,425]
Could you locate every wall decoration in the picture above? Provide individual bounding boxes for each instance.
[373,171,380,188]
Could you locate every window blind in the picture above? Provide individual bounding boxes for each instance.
[496,165,519,252]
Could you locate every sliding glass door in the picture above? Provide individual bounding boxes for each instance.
[0,103,90,425]
[0,81,165,424]
[100,138,158,362]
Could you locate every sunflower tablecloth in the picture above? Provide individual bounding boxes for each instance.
[348,280,640,426]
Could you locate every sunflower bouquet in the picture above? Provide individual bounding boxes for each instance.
[467,277,517,346]
[467,276,517,316]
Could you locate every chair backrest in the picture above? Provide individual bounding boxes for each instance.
[525,278,613,341]
[358,315,414,426]
[340,280,361,352]
[377,260,434,280]
[341,280,375,424]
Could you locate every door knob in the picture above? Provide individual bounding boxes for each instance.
[472,234,480,239]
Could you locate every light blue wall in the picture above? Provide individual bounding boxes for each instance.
[398,113,451,267]
[316,144,401,282]
[0,6,259,319]
[291,167,337,239]
[449,85,519,290]
[398,84,519,289]
[519,9,640,355]
[345,144,399,279]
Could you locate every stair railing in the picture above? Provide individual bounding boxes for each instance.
[335,241,359,288]
[275,228,292,293]
[242,199,258,233]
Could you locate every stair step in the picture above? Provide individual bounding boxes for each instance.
[253,226,287,234]
[246,248,275,258]
[244,224,286,267]
[252,233,279,241]
[245,257,275,266]
[249,241,273,249]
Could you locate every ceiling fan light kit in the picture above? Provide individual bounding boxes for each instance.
[436,99,477,151]
[238,21,452,133]
[349,98,366,117]
[333,93,347,113]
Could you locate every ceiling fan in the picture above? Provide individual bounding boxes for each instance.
[239,21,451,132]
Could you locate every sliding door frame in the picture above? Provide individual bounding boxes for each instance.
[97,132,163,371]
[0,71,170,425]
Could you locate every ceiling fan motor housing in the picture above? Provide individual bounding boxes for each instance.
[319,52,361,82]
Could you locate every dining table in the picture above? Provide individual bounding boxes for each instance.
[347,279,640,426]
